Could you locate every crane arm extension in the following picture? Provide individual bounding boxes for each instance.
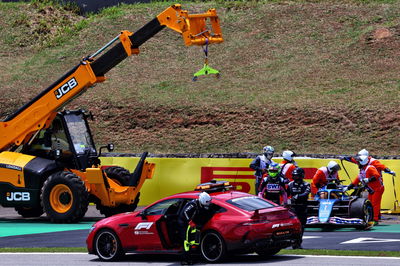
[0,4,223,151]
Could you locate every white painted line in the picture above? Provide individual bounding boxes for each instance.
[282,255,400,260]
[341,237,400,244]
[303,236,322,239]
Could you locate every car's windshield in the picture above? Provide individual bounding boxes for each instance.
[227,196,275,211]
[64,114,96,154]
[144,198,186,216]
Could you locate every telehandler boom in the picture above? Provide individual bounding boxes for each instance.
[0,4,223,222]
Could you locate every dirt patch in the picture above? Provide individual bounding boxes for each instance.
[74,100,400,155]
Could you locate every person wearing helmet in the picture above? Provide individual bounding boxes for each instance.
[345,155,384,225]
[311,161,341,196]
[258,163,288,205]
[250,145,276,194]
[342,149,396,177]
[178,192,214,264]
[287,167,310,249]
[279,150,298,182]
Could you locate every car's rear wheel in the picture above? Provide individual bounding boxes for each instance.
[200,231,226,263]
[94,229,124,261]
[256,247,281,258]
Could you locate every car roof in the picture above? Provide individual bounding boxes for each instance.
[165,190,251,202]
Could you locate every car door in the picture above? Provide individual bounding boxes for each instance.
[128,198,187,251]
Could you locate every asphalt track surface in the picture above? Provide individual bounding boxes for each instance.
[1,253,400,266]
[1,206,400,252]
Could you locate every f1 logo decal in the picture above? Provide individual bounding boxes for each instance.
[135,222,153,230]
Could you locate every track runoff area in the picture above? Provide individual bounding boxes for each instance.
[1,206,400,252]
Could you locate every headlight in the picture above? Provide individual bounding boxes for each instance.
[89,226,96,234]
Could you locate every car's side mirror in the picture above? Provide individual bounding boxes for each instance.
[139,210,147,220]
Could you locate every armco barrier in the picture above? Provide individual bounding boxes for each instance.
[101,156,400,210]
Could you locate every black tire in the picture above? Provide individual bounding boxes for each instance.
[15,206,44,218]
[94,229,124,261]
[350,198,373,229]
[41,171,89,223]
[97,167,139,217]
[200,231,226,263]
[256,247,281,258]
[104,166,131,186]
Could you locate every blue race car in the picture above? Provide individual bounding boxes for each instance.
[306,182,373,229]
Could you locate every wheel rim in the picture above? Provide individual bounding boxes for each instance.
[96,231,118,260]
[201,233,223,262]
[364,203,373,222]
[49,184,72,213]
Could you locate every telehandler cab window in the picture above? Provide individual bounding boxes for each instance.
[64,114,95,155]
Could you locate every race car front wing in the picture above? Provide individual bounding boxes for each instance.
[307,216,364,225]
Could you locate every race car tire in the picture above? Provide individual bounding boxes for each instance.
[256,247,281,257]
[200,231,226,263]
[41,171,89,223]
[96,192,140,217]
[15,206,44,218]
[104,166,131,186]
[94,229,124,261]
[350,198,373,229]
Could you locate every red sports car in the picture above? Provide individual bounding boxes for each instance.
[86,181,302,262]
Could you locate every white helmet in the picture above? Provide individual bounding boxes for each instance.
[199,192,212,208]
[358,155,369,166]
[327,161,341,173]
[282,150,295,161]
[358,149,369,157]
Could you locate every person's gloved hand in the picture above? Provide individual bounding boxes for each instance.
[362,178,370,184]
[388,171,396,176]
[292,194,299,200]
[258,192,263,198]
[340,156,352,162]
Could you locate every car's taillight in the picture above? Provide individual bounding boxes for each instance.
[242,217,270,226]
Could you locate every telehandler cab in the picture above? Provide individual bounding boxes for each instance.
[0,4,223,222]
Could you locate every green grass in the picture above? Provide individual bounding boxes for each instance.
[1,1,400,154]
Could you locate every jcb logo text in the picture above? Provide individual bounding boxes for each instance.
[54,78,78,100]
[6,192,30,201]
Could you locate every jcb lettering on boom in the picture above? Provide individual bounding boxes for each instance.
[54,78,78,100]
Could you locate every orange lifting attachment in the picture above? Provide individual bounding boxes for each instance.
[157,4,223,46]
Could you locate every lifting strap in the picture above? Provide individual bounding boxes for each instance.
[192,38,220,81]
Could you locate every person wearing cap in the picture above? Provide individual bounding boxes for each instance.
[345,155,384,225]
[280,150,298,182]
[250,146,275,194]
[178,192,214,264]
[287,167,310,249]
[311,161,341,196]
[342,149,396,176]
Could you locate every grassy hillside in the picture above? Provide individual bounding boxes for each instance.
[0,0,399,155]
